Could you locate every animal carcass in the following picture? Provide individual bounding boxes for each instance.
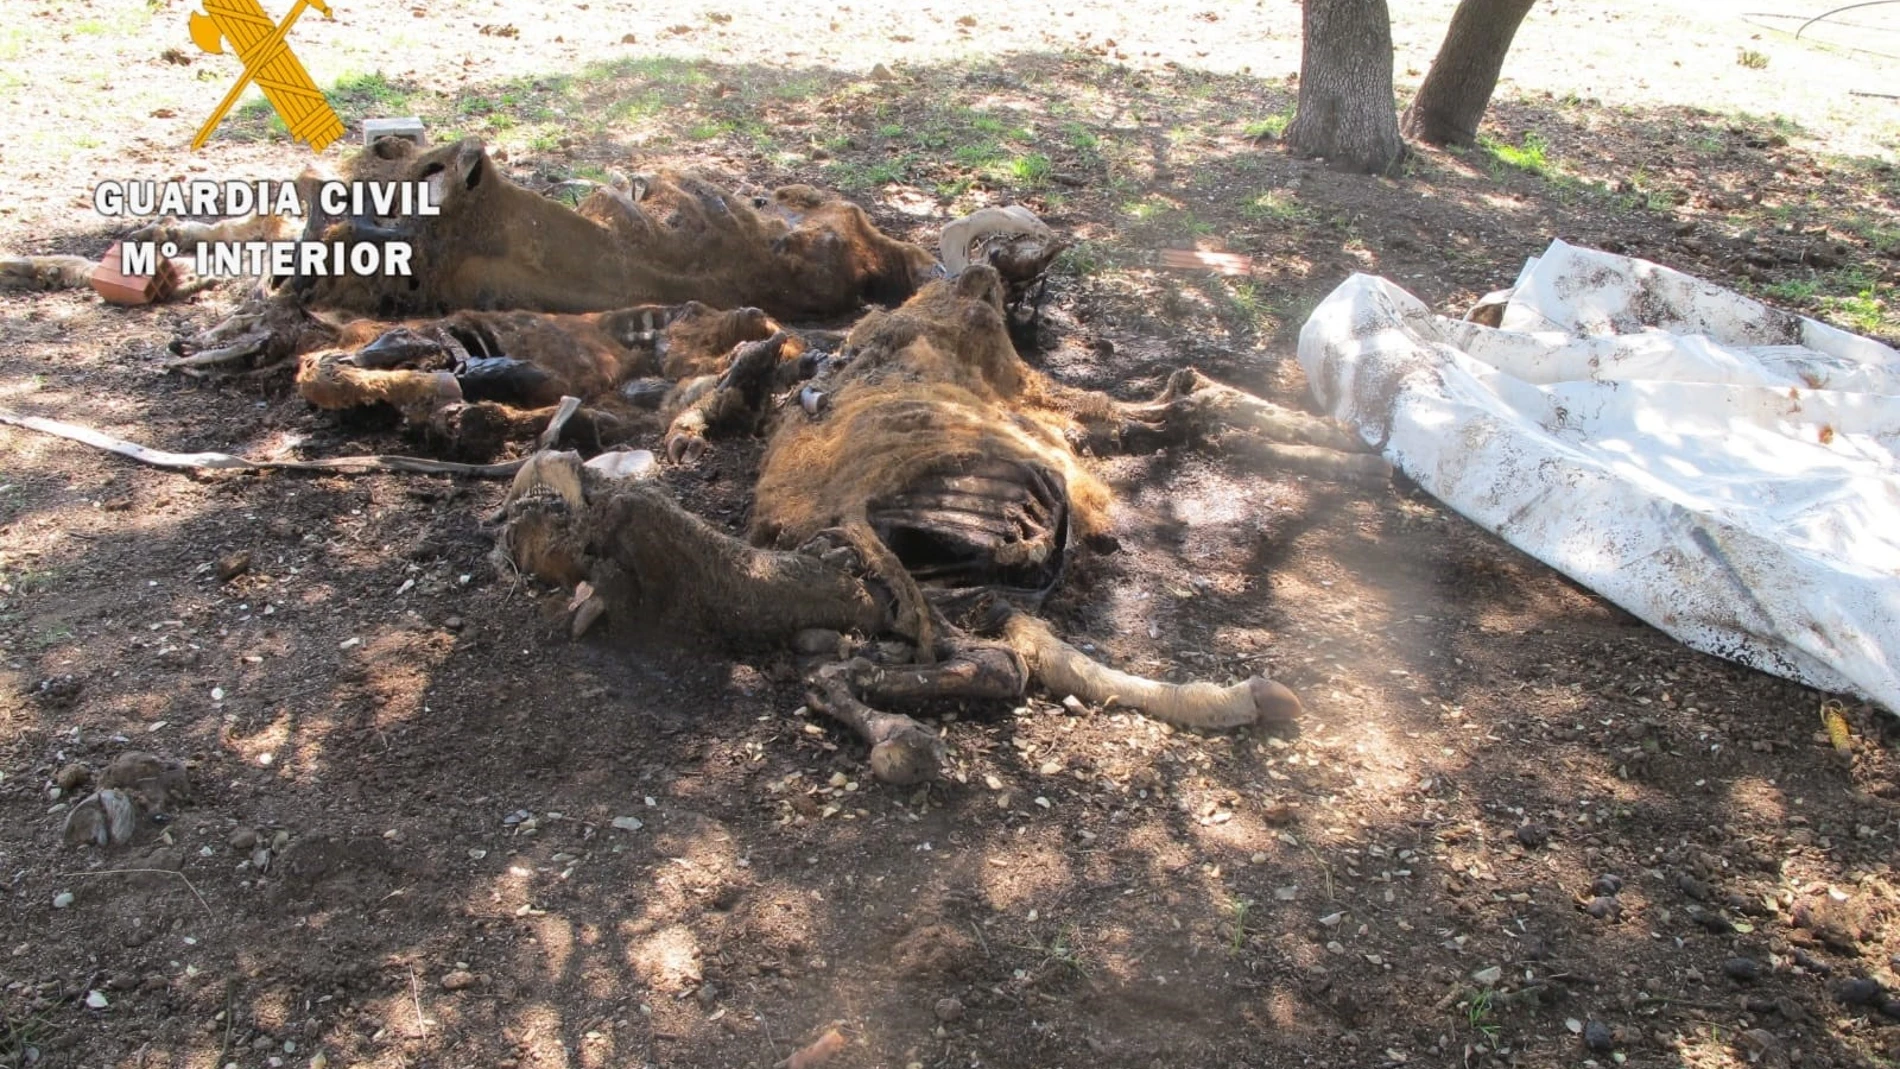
[494,265,1386,782]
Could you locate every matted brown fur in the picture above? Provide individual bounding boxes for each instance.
[751,268,1112,549]
[298,137,941,320]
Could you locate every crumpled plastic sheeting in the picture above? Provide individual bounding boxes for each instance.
[1298,239,1900,712]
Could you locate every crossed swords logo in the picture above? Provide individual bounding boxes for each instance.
[189,0,345,152]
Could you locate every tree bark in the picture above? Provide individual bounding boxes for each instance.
[1283,0,1407,175]
[1400,0,1537,147]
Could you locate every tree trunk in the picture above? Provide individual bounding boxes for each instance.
[1283,0,1407,175]
[1400,0,1537,146]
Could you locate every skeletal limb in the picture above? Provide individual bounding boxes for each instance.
[995,608,1302,729]
[807,663,949,785]
[663,332,792,462]
[1087,367,1389,484]
[805,645,1027,784]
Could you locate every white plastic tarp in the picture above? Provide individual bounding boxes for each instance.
[1297,239,1900,712]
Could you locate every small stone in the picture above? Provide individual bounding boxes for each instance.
[228,827,259,851]
[934,996,963,1022]
[444,616,464,631]
[611,816,643,832]
[84,990,108,1009]
[1583,1020,1615,1053]
[52,891,74,909]
[441,970,478,991]
[1687,907,1737,934]
[1515,823,1550,848]
[1837,977,1884,1006]
[250,847,272,872]
[1584,896,1621,920]
[869,62,894,81]
[1591,874,1624,896]
[1471,965,1502,986]
[1723,957,1763,983]
[55,763,91,791]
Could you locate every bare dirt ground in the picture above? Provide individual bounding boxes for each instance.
[4,1,1900,1067]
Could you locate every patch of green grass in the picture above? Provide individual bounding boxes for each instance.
[1821,270,1890,333]
[768,75,828,101]
[1464,988,1502,1043]
[1762,278,1819,303]
[1221,279,1276,333]
[686,118,736,140]
[935,176,977,199]
[1243,189,1315,223]
[1482,131,1551,177]
[605,56,712,86]
[1062,121,1099,152]
[1054,241,1104,277]
[330,71,414,114]
[999,153,1052,187]
[608,92,666,122]
[826,156,908,191]
[1122,195,1168,221]
[1243,108,1296,141]
[953,140,1005,168]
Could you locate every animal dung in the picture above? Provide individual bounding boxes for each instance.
[91,242,181,305]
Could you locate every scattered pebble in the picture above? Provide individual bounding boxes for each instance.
[55,763,91,791]
[1591,874,1624,896]
[441,970,478,991]
[228,827,259,851]
[53,891,74,909]
[1723,957,1763,983]
[934,996,964,1022]
[611,816,644,832]
[1583,1019,1615,1053]
[1838,977,1884,1006]
[84,990,108,1009]
[1514,823,1549,848]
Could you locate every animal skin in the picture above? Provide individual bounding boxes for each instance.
[291,137,941,320]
